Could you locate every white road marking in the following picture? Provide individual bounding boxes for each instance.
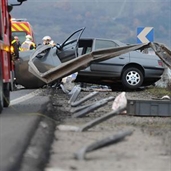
[10,90,41,105]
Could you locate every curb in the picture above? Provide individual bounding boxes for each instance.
[18,98,57,171]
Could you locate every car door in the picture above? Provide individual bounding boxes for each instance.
[90,39,130,77]
[56,27,85,62]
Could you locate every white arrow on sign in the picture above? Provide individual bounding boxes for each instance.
[137,27,153,43]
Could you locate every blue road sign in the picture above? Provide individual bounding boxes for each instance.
[137,27,154,43]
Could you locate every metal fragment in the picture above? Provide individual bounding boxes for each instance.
[71,96,114,113]
[72,96,114,118]
[60,84,69,94]
[68,85,78,96]
[72,99,108,118]
[70,103,93,113]
[70,91,99,107]
[74,130,133,160]
[78,104,126,132]
[68,86,81,104]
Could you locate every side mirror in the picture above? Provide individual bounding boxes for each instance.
[10,0,27,6]
[17,0,27,2]
[8,5,13,12]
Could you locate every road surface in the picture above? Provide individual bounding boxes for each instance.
[0,89,49,171]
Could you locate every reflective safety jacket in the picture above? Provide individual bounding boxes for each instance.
[20,40,36,51]
[11,39,19,59]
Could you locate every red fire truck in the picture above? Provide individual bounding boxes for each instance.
[0,0,26,113]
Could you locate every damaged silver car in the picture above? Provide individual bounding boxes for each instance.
[15,28,170,90]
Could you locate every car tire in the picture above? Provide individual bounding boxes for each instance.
[122,67,143,90]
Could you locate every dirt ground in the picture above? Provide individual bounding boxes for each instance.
[43,86,171,171]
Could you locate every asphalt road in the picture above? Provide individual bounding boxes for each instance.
[0,89,49,171]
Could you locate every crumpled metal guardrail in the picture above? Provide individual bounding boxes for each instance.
[150,42,171,69]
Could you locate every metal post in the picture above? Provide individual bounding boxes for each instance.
[68,86,81,104]
[72,96,114,118]
[78,104,126,132]
[70,91,99,107]
[74,130,133,160]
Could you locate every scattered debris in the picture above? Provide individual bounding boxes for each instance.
[59,84,69,94]
[70,91,99,107]
[74,130,133,160]
[78,96,126,132]
[152,95,171,100]
[70,103,93,113]
[57,125,79,132]
[112,92,127,111]
[57,92,126,131]
[68,86,81,104]
[72,96,114,118]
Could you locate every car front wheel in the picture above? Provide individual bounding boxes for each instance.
[122,67,143,90]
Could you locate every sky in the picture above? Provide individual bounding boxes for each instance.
[9,0,171,47]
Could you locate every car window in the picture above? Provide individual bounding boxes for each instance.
[60,27,85,58]
[61,27,85,49]
[94,39,119,50]
[62,39,77,50]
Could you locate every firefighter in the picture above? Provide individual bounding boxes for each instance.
[14,36,21,51]
[20,35,36,51]
[11,36,19,60]
[42,36,51,45]
[11,36,19,90]
[42,36,56,46]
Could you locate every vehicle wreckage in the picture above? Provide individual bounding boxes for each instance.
[14,28,171,89]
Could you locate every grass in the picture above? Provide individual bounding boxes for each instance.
[145,86,171,97]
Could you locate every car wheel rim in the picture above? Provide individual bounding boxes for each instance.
[126,71,140,86]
